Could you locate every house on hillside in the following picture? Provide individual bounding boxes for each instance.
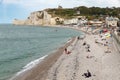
[88,19,103,27]
[105,17,119,27]
[64,16,87,26]
[64,18,78,25]
[77,16,87,26]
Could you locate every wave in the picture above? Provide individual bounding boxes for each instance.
[66,38,72,43]
[15,55,48,76]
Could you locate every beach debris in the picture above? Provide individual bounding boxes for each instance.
[82,70,92,78]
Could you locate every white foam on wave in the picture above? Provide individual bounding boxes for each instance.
[16,55,48,76]
[67,38,72,43]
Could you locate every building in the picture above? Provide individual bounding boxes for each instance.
[88,19,103,26]
[64,18,78,25]
[105,17,119,27]
[64,16,87,26]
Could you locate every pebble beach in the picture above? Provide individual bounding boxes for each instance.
[11,26,120,80]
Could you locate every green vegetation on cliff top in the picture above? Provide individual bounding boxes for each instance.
[46,6,120,19]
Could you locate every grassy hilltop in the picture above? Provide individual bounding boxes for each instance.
[46,6,120,20]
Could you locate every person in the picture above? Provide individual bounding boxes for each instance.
[64,48,67,54]
[87,49,90,52]
[87,44,90,48]
[82,70,92,78]
[64,48,71,54]
[77,36,80,40]
[95,39,98,43]
[83,41,86,46]
[104,41,108,46]
[67,51,71,54]
[87,70,91,77]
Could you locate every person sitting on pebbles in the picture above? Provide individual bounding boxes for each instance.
[105,47,111,53]
[83,41,86,46]
[64,48,71,54]
[82,70,92,78]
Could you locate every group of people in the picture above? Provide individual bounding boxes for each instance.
[82,70,92,78]
[94,34,111,53]
[83,41,91,52]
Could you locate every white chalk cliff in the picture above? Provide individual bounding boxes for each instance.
[13,10,63,25]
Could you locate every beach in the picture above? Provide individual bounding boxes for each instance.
[10,26,120,80]
[1,1,120,80]
[0,25,82,80]
[10,37,76,80]
[46,33,120,80]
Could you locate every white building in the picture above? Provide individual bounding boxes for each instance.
[77,19,88,26]
[88,20,103,26]
[105,17,119,27]
[64,18,78,25]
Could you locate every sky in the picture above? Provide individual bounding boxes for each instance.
[0,0,120,23]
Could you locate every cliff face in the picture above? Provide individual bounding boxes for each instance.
[13,10,61,25]
[13,19,26,25]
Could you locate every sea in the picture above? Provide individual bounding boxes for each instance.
[0,24,84,80]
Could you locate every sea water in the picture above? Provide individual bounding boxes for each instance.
[0,24,84,80]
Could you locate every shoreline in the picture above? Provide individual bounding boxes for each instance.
[12,24,90,34]
[9,25,89,80]
[45,33,120,80]
[9,24,120,80]
[10,37,76,80]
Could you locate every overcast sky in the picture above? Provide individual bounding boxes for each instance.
[0,0,120,23]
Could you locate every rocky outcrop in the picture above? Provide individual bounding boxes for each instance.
[13,19,26,25]
[13,10,63,25]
